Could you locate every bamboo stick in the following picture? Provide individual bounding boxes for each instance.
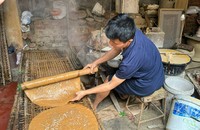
[21,67,98,90]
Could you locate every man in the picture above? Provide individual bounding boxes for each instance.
[71,14,164,111]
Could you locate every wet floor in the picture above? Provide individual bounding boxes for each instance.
[0,82,17,130]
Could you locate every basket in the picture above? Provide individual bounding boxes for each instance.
[159,49,192,76]
[163,60,191,76]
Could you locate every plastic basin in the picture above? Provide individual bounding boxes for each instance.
[164,76,194,95]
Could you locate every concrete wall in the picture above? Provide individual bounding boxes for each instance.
[76,0,113,10]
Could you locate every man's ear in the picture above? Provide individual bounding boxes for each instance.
[126,39,133,45]
[129,39,133,42]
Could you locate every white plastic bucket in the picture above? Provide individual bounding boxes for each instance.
[164,76,194,96]
[164,76,195,115]
[166,96,200,130]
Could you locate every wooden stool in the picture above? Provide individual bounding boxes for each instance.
[126,87,168,129]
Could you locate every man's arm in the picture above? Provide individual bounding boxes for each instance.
[0,0,4,5]
[85,75,124,94]
[84,47,121,73]
[71,75,125,101]
[94,48,121,65]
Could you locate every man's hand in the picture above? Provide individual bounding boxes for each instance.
[70,91,86,102]
[84,62,98,74]
[0,0,4,5]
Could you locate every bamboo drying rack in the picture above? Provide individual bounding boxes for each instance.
[7,50,104,130]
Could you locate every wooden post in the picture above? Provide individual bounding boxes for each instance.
[4,0,23,50]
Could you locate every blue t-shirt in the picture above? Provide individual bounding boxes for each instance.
[115,28,164,96]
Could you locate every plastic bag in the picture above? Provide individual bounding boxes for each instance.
[21,11,33,25]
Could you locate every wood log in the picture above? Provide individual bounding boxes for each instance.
[21,67,98,90]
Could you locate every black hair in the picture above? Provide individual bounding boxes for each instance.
[105,13,136,43]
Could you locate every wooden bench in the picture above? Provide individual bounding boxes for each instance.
[126,87,168,129]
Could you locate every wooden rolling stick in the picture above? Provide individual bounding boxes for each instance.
[21,67,98,90]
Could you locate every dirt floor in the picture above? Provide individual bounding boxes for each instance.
[89,93,165,130]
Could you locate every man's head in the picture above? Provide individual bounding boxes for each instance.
[105,13,136,43]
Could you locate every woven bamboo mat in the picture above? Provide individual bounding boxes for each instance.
[28,58,74,79]
[7,50,103,130]
[23,50,60,61]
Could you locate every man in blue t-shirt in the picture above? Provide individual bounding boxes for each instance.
[71,14,164,110]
